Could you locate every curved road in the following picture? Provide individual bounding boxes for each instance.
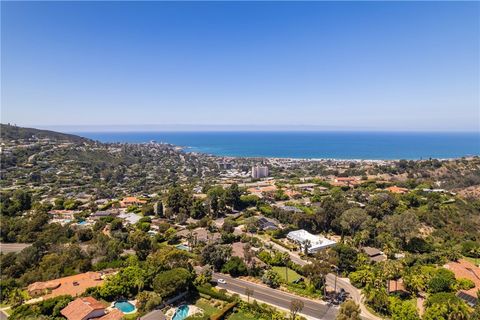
[325,274,383,320]
[213,273,338,320]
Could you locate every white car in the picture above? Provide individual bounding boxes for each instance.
[217,278,226,284]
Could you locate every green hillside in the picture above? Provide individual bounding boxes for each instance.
[0,124,90,143]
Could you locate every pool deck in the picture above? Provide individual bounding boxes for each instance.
[165,304,203,320]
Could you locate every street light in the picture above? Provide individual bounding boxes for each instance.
[334,266,339,294]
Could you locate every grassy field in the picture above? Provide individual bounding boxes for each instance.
[272,266,302,283]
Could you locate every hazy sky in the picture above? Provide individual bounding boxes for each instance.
[1,1,479,131]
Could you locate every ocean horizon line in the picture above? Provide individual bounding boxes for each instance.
[14,123,478,134]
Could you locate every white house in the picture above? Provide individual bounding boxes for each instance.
[287,229,336,254]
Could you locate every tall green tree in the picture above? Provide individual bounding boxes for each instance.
[336,300,361,320]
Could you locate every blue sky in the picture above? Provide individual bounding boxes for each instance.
[1,1,479,131]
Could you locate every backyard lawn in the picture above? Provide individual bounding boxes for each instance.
[194,298,221,317]
[272,266,302,283]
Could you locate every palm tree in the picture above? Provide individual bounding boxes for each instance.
[282,254,291,283]
[243,243,254,266]
[134,275,144,293]
[186,231,194,250]
[303,239,311,255]
[245,287,254,303]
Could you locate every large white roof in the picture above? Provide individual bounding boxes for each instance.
[287,229,336,252]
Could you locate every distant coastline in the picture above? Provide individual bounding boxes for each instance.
[71,131,480,161]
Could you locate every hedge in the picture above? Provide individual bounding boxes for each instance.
[195,285,234,302]
[210,301,238,320]
[271,238,295,250]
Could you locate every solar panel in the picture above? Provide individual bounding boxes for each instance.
[456,291,478,307]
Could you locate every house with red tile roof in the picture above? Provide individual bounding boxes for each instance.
[27,271,105,298]
[385,186,409,194]
[387,279,408,295]
[332,177,360,187]
[445,259,480,306]
[60,297,106,320]
[119,196,147,208]
[97,309,124,320]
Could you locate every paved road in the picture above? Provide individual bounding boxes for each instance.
[0,310,9,320]
[325,274,382,320]
[213,273,338,320]
[266,240,308,266]
[0,243,31,254]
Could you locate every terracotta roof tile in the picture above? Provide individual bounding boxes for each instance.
[445,259,480,299]
[28,271,104,298]
[97,309,124,320]
[60,297,106,320]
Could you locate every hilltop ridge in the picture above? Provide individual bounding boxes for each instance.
[0,124,91,143]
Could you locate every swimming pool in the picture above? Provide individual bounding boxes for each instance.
[114,301,136,313]
[172,305,189,320]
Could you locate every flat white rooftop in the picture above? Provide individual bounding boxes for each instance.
[287,229,337,253]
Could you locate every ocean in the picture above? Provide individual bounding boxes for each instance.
[73,131,479,160]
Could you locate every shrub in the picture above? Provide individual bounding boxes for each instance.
[221,256,247,277]
[427,268,456,293]
[425,292,460,307]
[153,268,193,298]
[462,240,480,258]
[262,270,281,288]
[456,278,475,290]
[195,285,233,302]
[210,301,237,320]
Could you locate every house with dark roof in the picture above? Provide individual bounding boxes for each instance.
[361,246,387,263]
[231,242,266,268]
[279,205,303,214]
[89,210,119,220]
[257,217,278,231]
[176,227,221,244]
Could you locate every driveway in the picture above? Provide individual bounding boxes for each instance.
[266,240,308,266]
[0,309,9,320]
[325,274,382,320]
[0,243,31,254]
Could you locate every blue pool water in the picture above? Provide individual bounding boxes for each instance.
[77,221,87,225]
[74,131,479,160]
[172,305,189,320]
[114,301,136,313]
